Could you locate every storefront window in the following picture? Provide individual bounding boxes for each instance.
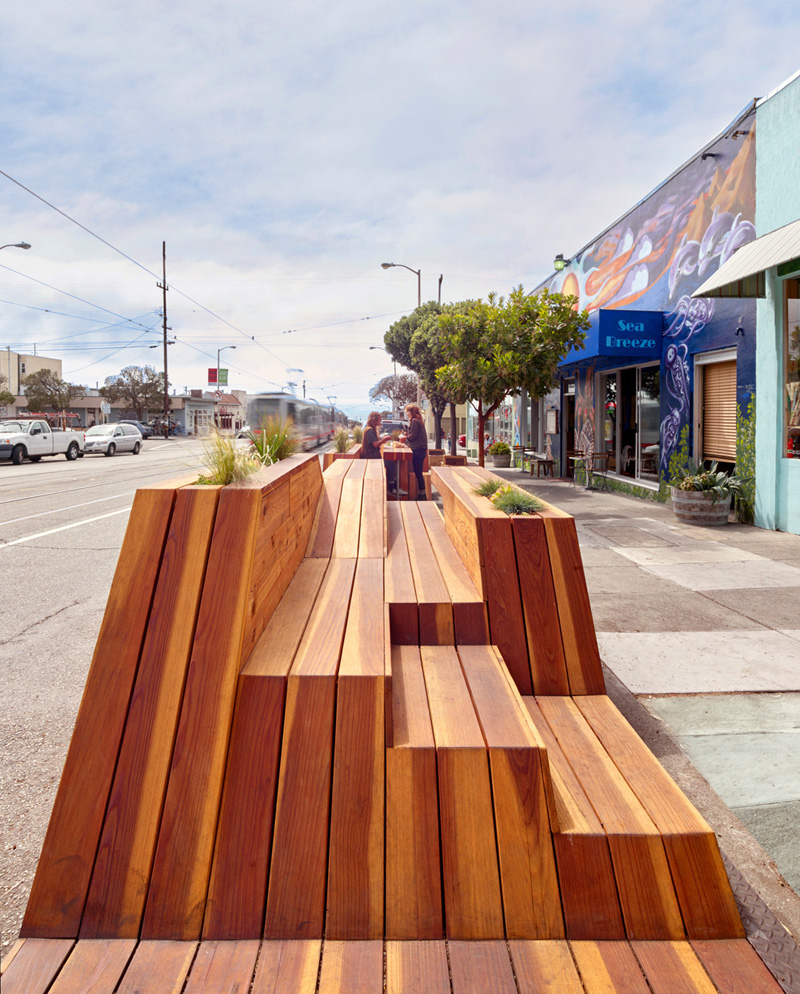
[602,373,617,471]
[637,366,660,481]
[786,279,800,458]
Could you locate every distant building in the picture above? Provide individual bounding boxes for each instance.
[2,350,63,395]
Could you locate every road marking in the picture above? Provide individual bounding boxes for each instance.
[2,491,136,526]
[1,507,132,548]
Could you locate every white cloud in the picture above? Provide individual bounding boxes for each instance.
[0,0,798,413]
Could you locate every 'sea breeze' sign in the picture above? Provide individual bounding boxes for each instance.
[598,310,661,358]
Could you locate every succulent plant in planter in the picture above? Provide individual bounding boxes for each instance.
[669,461,751,526]
[488,440,511,467]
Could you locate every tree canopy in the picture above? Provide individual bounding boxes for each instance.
[101,365,166,420]
[368,372,418,412]
[0,373,14,408]
[22,369,84,413]
[436,286,589,465]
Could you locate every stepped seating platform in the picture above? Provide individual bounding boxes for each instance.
[2,456,784,992]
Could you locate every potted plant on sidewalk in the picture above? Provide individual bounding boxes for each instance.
[669,461,750,526]
[488,440,511,468]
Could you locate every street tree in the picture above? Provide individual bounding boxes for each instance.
[384,301,471,449]
[22,369,84,413]
[101,365,166,421]
[0,373,14,407]
[436,286,589,466]
[369,372,418,413]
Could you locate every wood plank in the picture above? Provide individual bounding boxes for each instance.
[458,645,563,939]
[21,486,179,938]
[251,940,322,993]
[182,940,260,993]
[142,487,263,940]
[418,502,489,644]
[691,939,785,993]
[421,645,504,939]
[81,486,220,938]
[523,698,625,940]
[575,695,744,940]
[430,466,486,594]
[205,560,329,939]
[442,469,532,693]
[386,941,449,994]
[536,697,684,940]
[385,503,419,645]
[0,938,25,974]
[359,473,385,559]
[264,559,356,939]
[511,515,570,695]
[632,941,719,994]
[401,502,454,645]
[48,939,136,993]
[327,559,385,939]
[448,941,517,994]
[570,940,651,993]
[332,473,364,558]
[386,647,443,939]
[307,477,343,558]
[116,941,197,994]
[539,509,605,695]
[508,940,585,993]
[0,938,74,994]
[318,940,384,994]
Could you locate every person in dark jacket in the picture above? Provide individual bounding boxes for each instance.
[360,410,397,492]
[401,403,428,500]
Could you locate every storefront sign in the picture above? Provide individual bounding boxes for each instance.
[598,310,661,358]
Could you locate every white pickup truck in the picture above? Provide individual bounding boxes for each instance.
[0,418,84,464]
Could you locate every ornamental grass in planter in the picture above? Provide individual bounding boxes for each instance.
[669,461,750,526]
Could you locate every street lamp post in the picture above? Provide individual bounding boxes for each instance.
[380,262,421,308]
[0,244,30,397]
[216,345,236,428]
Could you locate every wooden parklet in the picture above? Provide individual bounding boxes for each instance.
[4,455,780,994]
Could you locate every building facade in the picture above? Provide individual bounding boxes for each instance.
[539,99,761,515]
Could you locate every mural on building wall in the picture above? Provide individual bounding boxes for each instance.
[549,123,756,477]
[575,366,595,457]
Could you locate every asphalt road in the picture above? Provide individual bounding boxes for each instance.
[0,437,219,956]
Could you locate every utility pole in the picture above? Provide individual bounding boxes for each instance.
[157,241,170,439]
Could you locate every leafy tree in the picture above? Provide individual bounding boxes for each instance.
[436,286,590,466]
[384,301,471,449]
[0,373,14,407]
[22,368,84,412]
[101,365,166,420]
[369,373,418,412]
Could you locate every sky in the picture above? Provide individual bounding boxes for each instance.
[1,0,799,420]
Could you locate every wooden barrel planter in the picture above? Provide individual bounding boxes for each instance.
[670,487,731,526]
[491,452,511,468]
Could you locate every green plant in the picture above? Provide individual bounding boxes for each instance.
[488,441,510,455]
[247,414,299,465]
[670,460,751,505]
[473,478,502,497]
[489,484,544,515]
[198,428,259,485]
[333,427,350,453]
[351,424,363,444]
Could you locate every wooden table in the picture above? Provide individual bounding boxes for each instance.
[382,443,413,499]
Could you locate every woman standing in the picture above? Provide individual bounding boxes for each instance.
[360,410,396,492]
[402,403,428,500]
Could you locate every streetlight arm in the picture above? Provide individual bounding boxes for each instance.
[0,242,31,251]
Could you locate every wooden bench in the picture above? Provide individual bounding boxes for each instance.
[4,455,785,993]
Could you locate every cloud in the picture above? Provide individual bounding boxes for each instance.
[0,0,798,412]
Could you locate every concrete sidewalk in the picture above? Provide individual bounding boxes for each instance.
[486,467,800,946]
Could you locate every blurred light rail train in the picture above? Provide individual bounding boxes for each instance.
[245,393,348,451]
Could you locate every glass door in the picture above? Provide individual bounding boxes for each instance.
[637,365,660,481]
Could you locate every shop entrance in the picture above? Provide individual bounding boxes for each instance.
[600,364,660,482]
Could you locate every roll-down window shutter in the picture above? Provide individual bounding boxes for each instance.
[702,360,737,461]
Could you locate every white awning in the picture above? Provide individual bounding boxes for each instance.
[692,217,800,298]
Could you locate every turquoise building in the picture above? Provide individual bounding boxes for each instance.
[696,69,800,534]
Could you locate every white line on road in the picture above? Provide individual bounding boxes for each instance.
[2,491,135,526]
[0,507,132,548]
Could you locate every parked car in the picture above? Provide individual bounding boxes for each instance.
[118,419,154,439]
[458,434,466,447]
[0,418,83,464]
[380,419,407,435]
[83,423,142,456]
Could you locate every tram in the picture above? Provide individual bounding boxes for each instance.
[245,392,348,450]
